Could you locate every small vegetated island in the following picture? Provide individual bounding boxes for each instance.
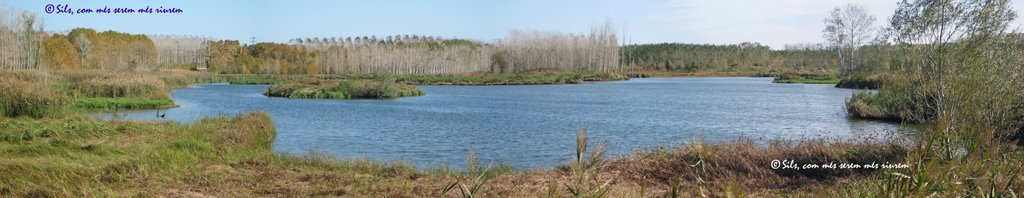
[265,76,425,99]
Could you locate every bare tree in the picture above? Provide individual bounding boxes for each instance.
[823,4,876,76]
[0,4,42,70]
[151,35,211,69]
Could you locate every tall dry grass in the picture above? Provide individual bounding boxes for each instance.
[0,75,69,118]
[74,75,169,99]
[599,137,907,196]
[153,69,219,88]
[0,70,53,83]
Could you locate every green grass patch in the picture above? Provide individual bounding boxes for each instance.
[73,98,175,110]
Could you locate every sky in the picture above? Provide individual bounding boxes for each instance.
[3,0,1023,49]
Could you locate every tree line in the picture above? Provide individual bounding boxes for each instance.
[621,42,839,74]
[0,5,42,70]
[3,2,889,77]
[1,6,624,75]
[202,21,620,75]
[151,35,210,69]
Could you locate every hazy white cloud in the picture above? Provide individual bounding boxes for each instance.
[650,0,1024,48]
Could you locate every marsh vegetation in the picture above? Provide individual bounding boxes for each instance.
[265,74,425,99]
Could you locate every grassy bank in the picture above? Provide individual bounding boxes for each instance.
[3,69,220,111]
[0,112,437,197]
[622,70,840,79]
[626,71,772,78]
[266,79,424,99]
[0,111,927,197]
[73,98,176,110]
[773,77,841,84]
[769,73,841,84]
[215,72,629,86]
[393,72,628,85]
[1,111,1020,197]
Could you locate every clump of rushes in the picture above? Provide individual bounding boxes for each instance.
[265,78,424,99]
[561,128,613,197]
[442,145,492,198]
[0,76,70,118]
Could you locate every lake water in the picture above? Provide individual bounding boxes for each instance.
[96,77,909,169]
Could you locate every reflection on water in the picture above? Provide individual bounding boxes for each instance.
[94,78,913,169]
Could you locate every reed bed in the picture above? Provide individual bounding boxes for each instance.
[152,69,220,88]
[74,75,169,99]
[0,76,70,118]
[0,70,54,83]
[47,69,218,110]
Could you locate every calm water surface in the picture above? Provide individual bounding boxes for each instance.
[97,77,908,168]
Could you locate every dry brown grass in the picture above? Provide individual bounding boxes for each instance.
[601,137,907,196]
[449,137,907,197]
[0,70,56,83]
[0,74,70,118]
[76,76,169,99]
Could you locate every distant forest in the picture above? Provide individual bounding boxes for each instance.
[2,5,847,75]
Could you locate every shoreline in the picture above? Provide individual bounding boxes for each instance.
[0,112,914,197]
